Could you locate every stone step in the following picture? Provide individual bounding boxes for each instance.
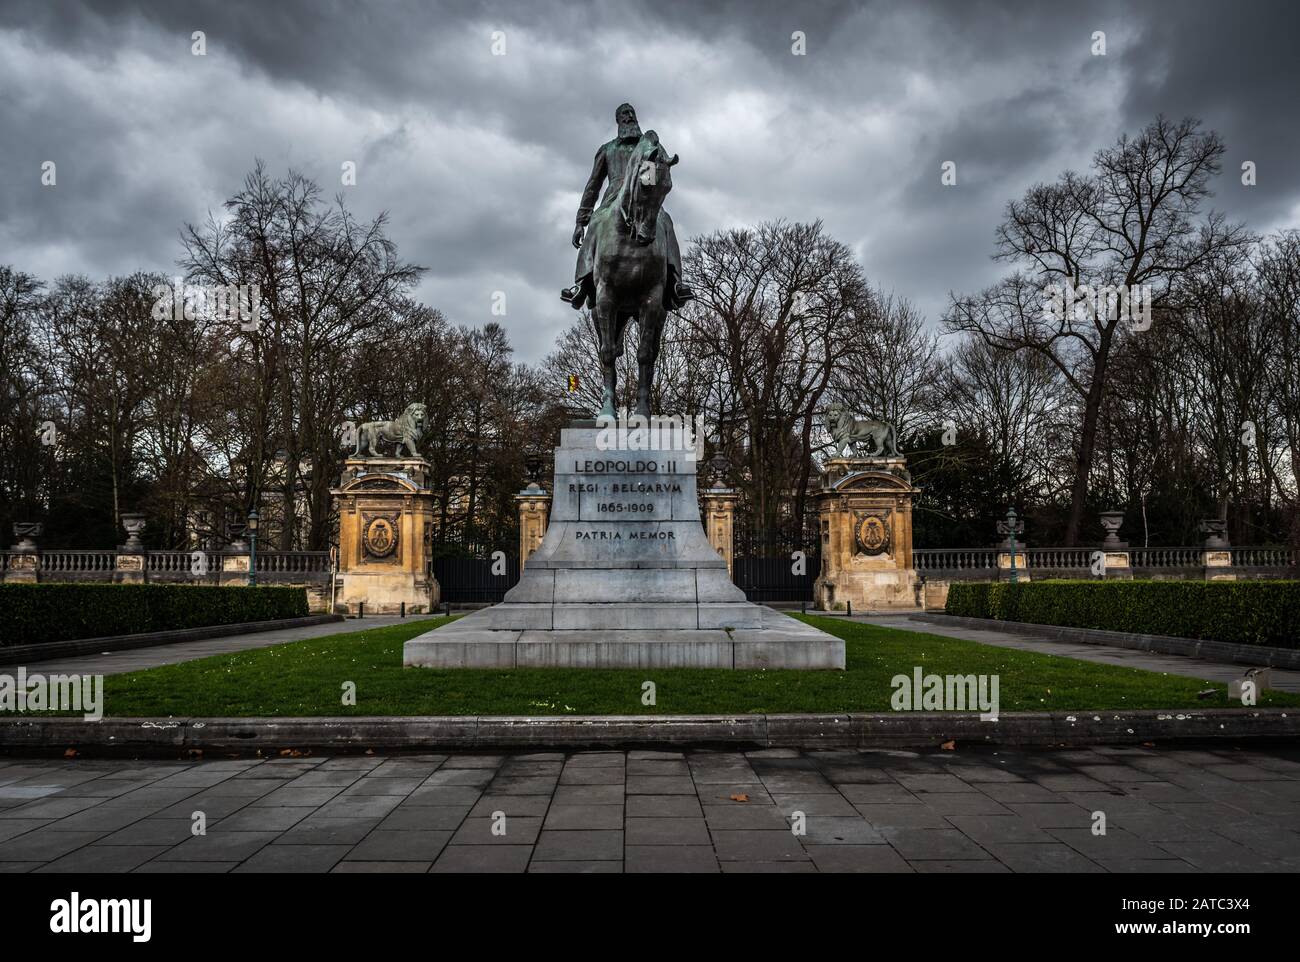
[503,566,745,604]
[403,609,846,670]
[481,601,763,630]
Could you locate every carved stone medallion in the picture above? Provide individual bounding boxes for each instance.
[854,511,891,556]
[363,513,400,560]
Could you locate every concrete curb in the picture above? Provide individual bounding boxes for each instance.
[910,613,1300,671]
[0,614,345,668]
[1,709,1295,754]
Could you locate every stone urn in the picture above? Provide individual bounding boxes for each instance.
[1199,518,1229,550]
[708,451,729,488]
[524,453,544,485]
[1099,510,1126,548]
[120,513,147,552]
[11,522,43,553]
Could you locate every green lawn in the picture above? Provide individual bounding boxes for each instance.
[82,615,1300,717]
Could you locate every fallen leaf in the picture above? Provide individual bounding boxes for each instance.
[729,793,749,803]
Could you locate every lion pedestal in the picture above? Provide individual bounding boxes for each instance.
[332,457,440,615]
[813,457,921,612]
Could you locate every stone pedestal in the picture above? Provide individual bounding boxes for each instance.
[221,550,251,586]
[113,551,146,584]
[1102,550,1133,579]
[1204,549,1235,581]
[4,551,38,583]
[114,514,147,584]
[515,483,551,571]
[813,457,921,611]
[1098,512,1132,579]
[700,486,736,578]
[332,457,440,614]
[405,420,843,669]
[5,524,41,582]
[997,551,1031,582]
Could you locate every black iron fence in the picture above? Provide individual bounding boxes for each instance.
[733,555,818,603]
[431,554,520,603]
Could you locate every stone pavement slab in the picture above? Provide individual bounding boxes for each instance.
[0,745,1297,872]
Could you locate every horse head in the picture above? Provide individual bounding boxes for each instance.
[618,132,677,246]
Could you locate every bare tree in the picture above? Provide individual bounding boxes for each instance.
[681,220,868,543]
[830,289,939,442]
[946,116,1239,543]
[181,162,424,548]
[0,267,51,534]
[1258,231,1300,543]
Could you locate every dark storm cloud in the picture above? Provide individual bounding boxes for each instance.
[1,0,1297,361]
[1115,2,1300,232]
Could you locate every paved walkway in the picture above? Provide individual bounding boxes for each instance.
[1,746,1297,873]
[17,616,440,677]
[850,614,1300,693]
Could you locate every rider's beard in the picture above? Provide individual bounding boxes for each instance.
[617,121,642,142]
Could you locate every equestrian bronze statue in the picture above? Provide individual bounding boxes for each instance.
[561,103,694,418]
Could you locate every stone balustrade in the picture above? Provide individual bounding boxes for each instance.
[914,544,1298,610]
[1,549,334,611]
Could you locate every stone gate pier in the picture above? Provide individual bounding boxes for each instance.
[813,456,921,611]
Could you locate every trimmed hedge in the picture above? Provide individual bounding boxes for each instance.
[0,583,309,647]
[945,580,1300,648]
[945,583,993,619]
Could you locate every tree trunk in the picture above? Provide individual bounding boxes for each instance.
[1065,351,1109,546]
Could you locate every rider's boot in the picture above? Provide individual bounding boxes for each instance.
[560,283,587,310]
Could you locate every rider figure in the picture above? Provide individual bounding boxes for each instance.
[560,103,694,312]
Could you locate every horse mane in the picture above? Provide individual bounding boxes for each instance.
[616,133,664,229]
[615,140,646,228]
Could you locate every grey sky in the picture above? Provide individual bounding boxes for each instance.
[2,0,1297,361]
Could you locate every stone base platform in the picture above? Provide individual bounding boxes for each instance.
[403,419,844,670]
[403,604,845,669]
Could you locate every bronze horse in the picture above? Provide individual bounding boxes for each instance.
[584,132,679,418]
